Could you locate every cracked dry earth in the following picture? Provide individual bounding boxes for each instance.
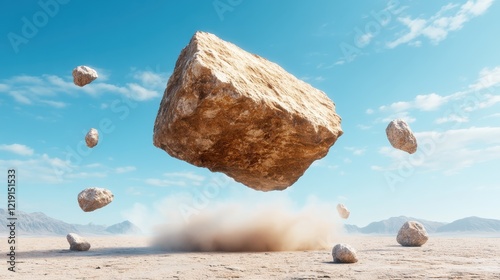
[7,235,500,279]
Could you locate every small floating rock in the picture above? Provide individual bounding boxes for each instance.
[72,65,98,87]
[78,187,114,212]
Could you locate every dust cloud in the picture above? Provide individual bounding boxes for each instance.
[152,199,342,252]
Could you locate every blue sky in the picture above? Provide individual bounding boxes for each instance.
[1,0,499,230]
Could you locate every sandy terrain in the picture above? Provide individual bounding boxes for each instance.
[4,235,500,279]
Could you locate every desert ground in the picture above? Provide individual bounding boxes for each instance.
[4,235,499,279]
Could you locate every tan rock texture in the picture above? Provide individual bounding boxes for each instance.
[332,243,358,263]
[72,65,98,87]
[397,221,429,247]
[153,31,343,191]
[337,203,350,219]
[386,119,417,154]
[66,233,91,251]
[85,128,99,148]
[77,187,114,212]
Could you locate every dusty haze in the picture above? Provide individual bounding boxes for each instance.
[152,199,342,252]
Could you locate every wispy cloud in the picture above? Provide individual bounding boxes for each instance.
[376,126,500,175]
[0,143,34,156]
[374,66,500,124]
[469,66,500,90]
[435,114,469,124]
[379,93,449,113]
[0,68,169,107]
[387,0,494,48]
[146,171,206,187]
[0,153,73,183]
[115,166,137,174]
[344,146,367,156]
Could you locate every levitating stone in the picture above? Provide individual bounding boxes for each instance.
[72,65,98,87]
[78,187,114,212]
[397,221,429,247]
[337,203,350,219]
[85,128,99,148]
[386,119,417,154]
[153,31,343,191]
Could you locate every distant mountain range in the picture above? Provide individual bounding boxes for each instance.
[345,216,500,235]
[0,209,142,236]
[1,209,498,236]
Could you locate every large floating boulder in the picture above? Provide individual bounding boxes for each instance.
[77,187,114,212]
[386,119,417,154]
[72,65,98,87]
[153,31,343,191]
[397,221,429,247]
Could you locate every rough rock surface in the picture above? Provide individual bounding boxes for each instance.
[85,128,99,148]
[153,31,343,191]
[386,119,417,154]
[397,221,429,247]
[332,243,358,263]
[66,233,91,251]
[78,187,114,212]
[72,66,98,87]
[337,203,350,219]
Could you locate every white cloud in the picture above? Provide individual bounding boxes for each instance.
[334,60,345,66]
[133,70,165,89]
[381,93,448,112]
[344,147,367,156]
[0,83,9,91]
[39,100,67,108]
[483,113,500,119]
[0,144,34,156]
[376,66,500,120]
[371,165,385,171]
[146,171,206,187]
[435,114,469,124]
[414,93,448,111]
[10,91,32,104]
[145,178,187,187]
[1,68,168,107]
[376,126,500,175]
[387,0,494,48]
[390,101,412,112]
[125,83,159,100]
[115,166,137,174]
[381,111,416,124]
[357,124,372,130]
[0,153,73,183]
[66,171,107,179]
[163,172,206,182]
[357,33,374,47]
[464,94,500,111]
[365,108,374,114]
[470,66,500,90]
[387,17,427,49]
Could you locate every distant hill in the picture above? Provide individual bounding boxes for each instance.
[436,217,500,233]
[106,220,142,235]
[345,216,500,235]
[364,216,446,234]
[0,208,141,236]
